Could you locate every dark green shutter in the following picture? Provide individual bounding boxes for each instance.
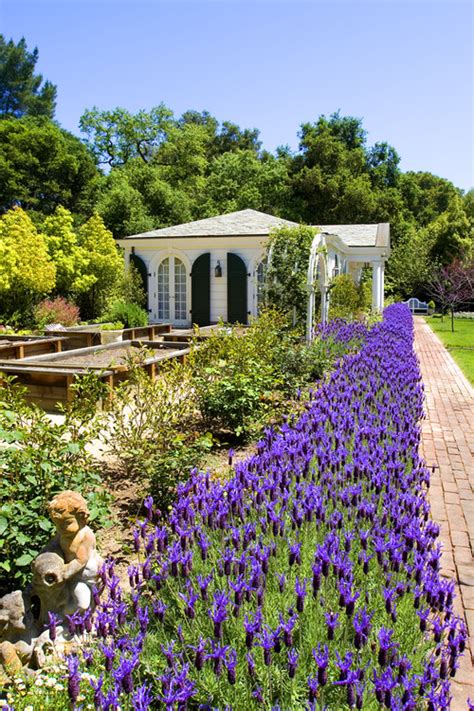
[191,253,211,326]
[227,253,248,324]
[130,253,149,311]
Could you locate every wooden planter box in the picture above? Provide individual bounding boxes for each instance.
[0,336,66,360]
[0,339,190,411]
[45,323,172,350]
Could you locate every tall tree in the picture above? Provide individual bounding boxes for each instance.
[423,195,473,265]
[76,214,124,318]
[0,207,56,319]
[79,105,175,167]
[0,36,56,119]
[42,206,94,295]
[0,117,98,216]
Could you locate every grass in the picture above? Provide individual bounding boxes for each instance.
[426,316,474,384]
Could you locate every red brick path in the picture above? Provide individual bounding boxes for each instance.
[414,317,474,709]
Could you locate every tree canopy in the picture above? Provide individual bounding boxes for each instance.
[0,36,56,119]
[1,33,473,305]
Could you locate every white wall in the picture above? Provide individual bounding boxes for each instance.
[131,236,267,325]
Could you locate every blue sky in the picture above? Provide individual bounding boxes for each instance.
[1,0,473,190]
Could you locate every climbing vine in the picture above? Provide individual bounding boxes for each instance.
[263,225,317,327]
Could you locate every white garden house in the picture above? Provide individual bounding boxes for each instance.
[117,209,390,337]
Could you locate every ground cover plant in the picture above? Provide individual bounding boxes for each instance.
[6,304,467,710]
[426,316,474,385]
[0,374,111,592]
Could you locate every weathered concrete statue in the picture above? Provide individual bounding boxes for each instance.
[0,491,103,678]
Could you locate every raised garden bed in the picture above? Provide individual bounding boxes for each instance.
[0,335,67,360]
[0,339,190,411]
[44,323,172,350]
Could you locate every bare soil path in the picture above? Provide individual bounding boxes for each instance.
[414,317,474,709]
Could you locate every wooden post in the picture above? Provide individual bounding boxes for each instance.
[106,374,114,406]
[65,374,74,402]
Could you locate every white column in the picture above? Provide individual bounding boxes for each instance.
[372,261,382,312]
[321,288,329,323]
[378,261,385,311]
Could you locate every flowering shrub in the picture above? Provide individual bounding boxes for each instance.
[34,296,79,327]
[8,305,467,709]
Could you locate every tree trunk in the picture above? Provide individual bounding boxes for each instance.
[451,307,455,332]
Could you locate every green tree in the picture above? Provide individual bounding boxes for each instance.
[384,223,432,299]
[289,117,376,224]
[367,142,401,189]
[95,170,155,238]
[199,149,290,217]
[0,207,56,320]
[399,171,460,227]
[463,189,474,221]
[422,195,473,265]
[0,35,56,119]
[42,206,94,295]
[79,104,175,167]
[0,117,98,216]
[76,214,124,318]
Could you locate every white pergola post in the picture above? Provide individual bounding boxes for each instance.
[306,232,323,343]
[371,260,385,312]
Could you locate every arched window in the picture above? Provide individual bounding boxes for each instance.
[157,256,188,325]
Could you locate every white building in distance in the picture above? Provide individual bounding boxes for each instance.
[117,209,390,328]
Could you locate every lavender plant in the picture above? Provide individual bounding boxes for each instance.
[9,305,467,710]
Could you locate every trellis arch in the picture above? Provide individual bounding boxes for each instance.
[265,230,329,342]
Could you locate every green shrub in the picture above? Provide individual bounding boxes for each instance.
[190,313,286,438]
[101,321,124,330]
[102,300,148,328]
[107,262,147,309]
[328,274,360,318]
[0,374,111,593]
[103,352,199,510]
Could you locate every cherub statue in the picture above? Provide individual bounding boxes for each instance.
[42,491,103,616]
[0,589,46,675]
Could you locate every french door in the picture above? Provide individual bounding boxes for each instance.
[157,256,188,325]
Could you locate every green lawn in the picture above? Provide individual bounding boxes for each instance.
[426,316,474,385]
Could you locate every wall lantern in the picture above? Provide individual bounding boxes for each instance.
[215,260,222,278]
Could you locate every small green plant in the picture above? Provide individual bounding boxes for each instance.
[0,373,111,593]
[100,321,124,330]
[328,274,361,318]
[102,300,148,329]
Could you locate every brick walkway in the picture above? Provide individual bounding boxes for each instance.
[414,317,474,709]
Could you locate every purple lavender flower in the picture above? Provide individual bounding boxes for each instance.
[312,644,329,686]
[226,649,238,685]
[287,648,299,678]
[295,576,307,613]
[66,654,80,706]
[324,611,340,641]
[377,627,398,667]
[47,611,58,642]
[132,682,154,710]
[189,637,207,671]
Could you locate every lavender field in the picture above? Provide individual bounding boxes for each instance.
[12,305,468,710]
